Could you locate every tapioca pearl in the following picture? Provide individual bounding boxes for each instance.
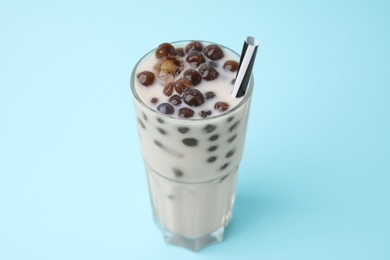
[174,79,187,94]
[208,145,218,152]
[182,138,198,147]
[156,118,164,124]
[153,140,184,158]
[137,118,145,129]
[142,113,147,120]
[154,140,163,148]
[182,69,202,87]
[220,162,229,170]
[163,82,175,96]
[203,44,224,60]
[205,91,216,100]
[169,94,182,106]
[200,110,212,118]
[185,41,203,53]
[178,108,194,118]
[176,47,185,57]
[156,43,177,59]
[209,61,218,67]
[178,127,189,134]
[151,97,159,104]
[227,116,234,123]
[215,102,229,112]
[203,124,217,133]
[157,128,167,135]
[219,174,229,183]
[226,149,235,158]
[209,134,219,141]
[198,63,219,81]
[154,56,183,83]
[223,60,239,72]
[207,156,217,163]
[182,88,205,106]
[157,103,174,115]
[229,121,240,132]
[137,71,155,86]
[173,168,183,177]
[227,134,237,143]
[186,50,205,68]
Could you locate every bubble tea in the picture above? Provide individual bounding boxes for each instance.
[130,41,253,251]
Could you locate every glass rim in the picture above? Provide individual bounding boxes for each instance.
[130,40,254,122]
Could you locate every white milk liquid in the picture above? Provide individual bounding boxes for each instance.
[132,41,252,239]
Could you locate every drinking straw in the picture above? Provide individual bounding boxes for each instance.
[231,36,259,98]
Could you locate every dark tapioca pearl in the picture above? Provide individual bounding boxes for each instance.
[229,121,240,132]
[203,124,217,133]
[142,113,147,120]
[208,145,218,152]
[176,47,185,57]
[178,127,189,134]
[178,108,194,118]
[163,82,175,96]
[137,118,145,129]
[151,97,159,104]
[182,69,202,87]
[227,134,237,143]
[220,162,229,170]
[173,168,183,177]
[182,138,198,147]
[185,41,203,53]
[169,94,182,106]
[198,63,219,81]
[219,174,229,183]
[215,102,229,112]
[205,91,216,99]
[226,149,235,158]
[156,42,177,59]
[157,103,174,115]
[209,134,219,141]
[182,88,205,106]
[174,79,187,94]
[137,71,155,86]
[186,50,205,68]
[223,60,239,72]
[154,140,184,158]
[231,78,236,85]
[209,61,218,67]
[157,128,167,135]
[157,118,164,124]
[154,140,163,148]
[207,156,217,163]
[227,116,234,122]
[200,110,212,118]
[203,44,224,60]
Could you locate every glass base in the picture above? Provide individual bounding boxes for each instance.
[162,226,225,252]
[145,164,238,251]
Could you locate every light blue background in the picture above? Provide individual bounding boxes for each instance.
[1,0,389,259]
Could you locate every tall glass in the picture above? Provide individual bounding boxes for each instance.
[130,41,253,251]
